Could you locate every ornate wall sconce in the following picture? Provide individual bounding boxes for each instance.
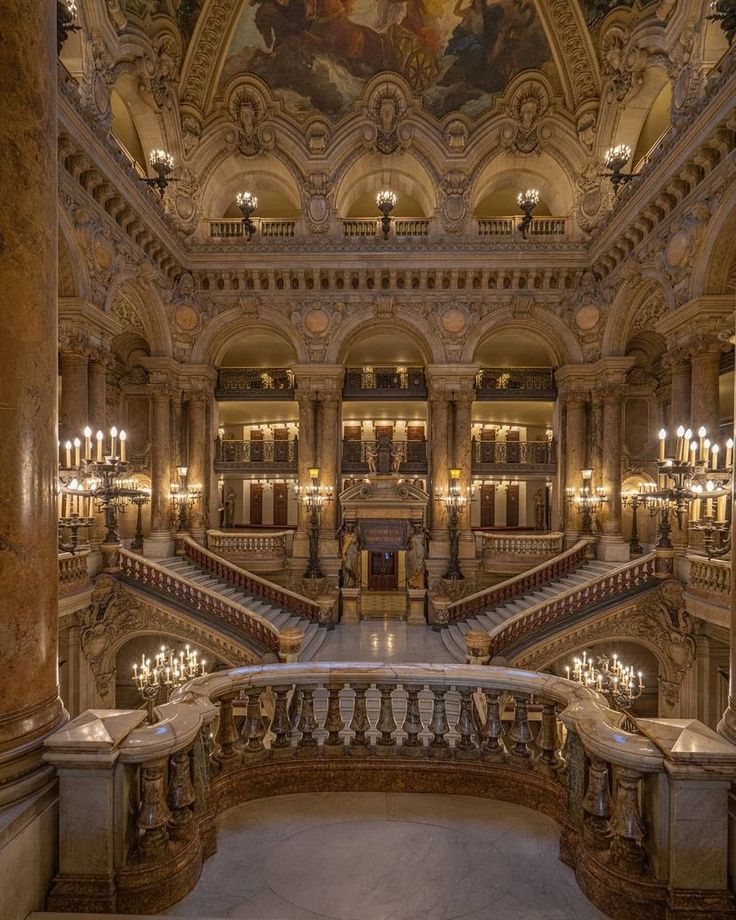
[237,191,258,240]
[517,188,539,238]
[376,189,397,239]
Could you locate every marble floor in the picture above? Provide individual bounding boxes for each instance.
[164,792,609,920]
[314,621,454,663]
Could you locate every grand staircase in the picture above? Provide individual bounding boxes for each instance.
[441,554,654,663]
[156,555,328,660]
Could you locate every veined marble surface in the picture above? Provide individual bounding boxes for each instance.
[164,792,609,919]
[314,622,455,663]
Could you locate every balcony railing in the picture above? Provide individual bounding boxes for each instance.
[477,217,567,238]
[476,368,557,399]
[341,439,428,473]
[206,529,292,573]
[343,365,427,399]
[208,218,297,239]
[472,439,555,470]
[58,549,91,596]
[46,661,736,917]
[216,367,295,400]
[342,218,431,238]
[215,438,298,471]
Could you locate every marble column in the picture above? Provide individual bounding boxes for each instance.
[429,392,450,535]
[599,387,629,561]
[319,396,339,537]
[0,0,65,805]
[690,340,721,437]
[145,387,173,557]
[186,391,207,540]
[60,350,89,439]
[564,394,587,538]
[87,358,107,431]
[296,391,316,535]
[453,392,474,536]
[668,351,691,432]
[718,363,736,745]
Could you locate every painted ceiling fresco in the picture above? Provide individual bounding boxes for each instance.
[219,0,553,120]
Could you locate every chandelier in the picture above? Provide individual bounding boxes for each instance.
[170,465,202,533]
[133,644,206,723]
[517,188,539,238]
[295,468,334,579]
[376,189,397,239]
[57,0,80,55]
[434,467,472,581]
[236,191,258,240]
[566,649,644,710]
[604,144,635,193]
[566,468,607,534]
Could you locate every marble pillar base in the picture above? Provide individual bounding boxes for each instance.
[0,785,57,920]
[144,531,174,559]
[407,588,426,625]
[655,548,676,578]
[596,536,630,562]
[341,587,360,624]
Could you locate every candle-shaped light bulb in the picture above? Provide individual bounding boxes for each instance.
[83,426,92,459]
[110,426,118,458]
[658,428,666,461]
[96,430,104,461]
[711,443,719,470]
[119,429,127,461]
[727,438,734,469]
[64,440,72,468]
[73,437,81,466]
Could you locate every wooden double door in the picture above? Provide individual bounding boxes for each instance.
[249,481,289,526]
[367,551,398,591]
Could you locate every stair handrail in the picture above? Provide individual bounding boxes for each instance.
[119,547,281,652]
[487,552,657,659]
[447,538,596,622]
[179,535,324,622]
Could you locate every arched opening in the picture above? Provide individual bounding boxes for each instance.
[202,158,302,221]
[336,154,436,219]
[110,88,147,172]
[473,154,575,218]
[342,329,427,366]
[632,82,672,170]
[219,329,298,368]
[475,187,552,218]
[474,330,555,368]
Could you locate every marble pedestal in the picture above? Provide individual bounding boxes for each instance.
[596,535,630,562]
[144,531,174,559]
[341,588,360,624]
[407,588,427,625]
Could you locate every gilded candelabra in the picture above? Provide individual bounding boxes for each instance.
[566,649,644,710]
[295,467,334,580]
[133,645,206,723]
[170,466,201,533]
[435,467,471,581]
[566,468,607,534]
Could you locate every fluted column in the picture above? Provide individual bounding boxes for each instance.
[690,339,721,436]
[599,387,628,562]
[0,0,65,805]
[564,393,587,537]
[668,350,691,432]
[146,387,173,556]
[319,395,339,537]
[429,391,450,535]
[453,391,474,536]
[186,391,207,539]
[87,357,107,430]
[60,351,89,439]
[718,358,736,744]
[296,390,316,535]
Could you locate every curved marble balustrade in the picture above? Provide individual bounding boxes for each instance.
[206,529,292,573]
[44,662,736,918]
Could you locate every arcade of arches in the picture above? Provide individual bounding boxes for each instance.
[3,1,736,919]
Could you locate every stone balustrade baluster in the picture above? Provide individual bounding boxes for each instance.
[482,690,504,754]
[610,768,647,873]
[455,687,478,755]
[167,748,196,839]
[214,693,240,770]
[288,686,303,728]
[537,703,561,771]
[402,686,423,752]
[137,757,171,856]
[296,684,318,749]
[582,755,613,849]
[242,688,266,753]
[376,683,397,748]
[349,683,371,749]
[429,685,450,755]
[324,683,345,751]
[192,727,213,816]
[270,686,293,749]
[509,695,532,757]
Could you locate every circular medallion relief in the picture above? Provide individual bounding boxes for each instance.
[581,188,603,218]
[175,193,195,222]
[441,307,467,334]
[303,308,329,334]
[93,234,113,270]
[308,195,329,225]
[174,304,199,332]
[575,304,600,331]
[444,194,466,224]
[666,231,689,269]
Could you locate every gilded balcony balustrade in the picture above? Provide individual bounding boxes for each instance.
[216,367,295,400]
[341,438,428,473]
[471,437,555,471]
[475,367,557,399]
[214,436,298,471]
[342,365,427,399]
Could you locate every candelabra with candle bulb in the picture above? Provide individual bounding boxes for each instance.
[295,467,334,579]
[376,189,397,239]
[566,649,644,710]
[517,188,539,238]
[566,468,607,535]
[621,488,645,555]
[130,487,153,552]
[132,645,206,723]
[236,191,258,240]
[435,468,472,581]
[170,466,202,533]
[688,431,733,558]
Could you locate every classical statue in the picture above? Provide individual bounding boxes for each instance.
[364,440,378,474]
[406,524,428,589]
[224,488,236,529]
[533,488,545,531]
[340,523,360,588]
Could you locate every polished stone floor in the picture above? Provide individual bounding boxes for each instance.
[164,792,609,919]
[314,621,454,663]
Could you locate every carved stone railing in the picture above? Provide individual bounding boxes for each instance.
[206,529,292,573]
[485,553,657,660]
[180,536,329,623]
[343,365,427,398]
[480,532,563,576]
[214,437,298,471]
[119,548,281,653]
[341,438,428,472]
[216,366,295,399]
[475,367,557,398]
[471,438,555,469]
[445,539,595,623]
[45,662,736,917]
[477,217,567,238]
[687,555,730,600]
[58,549,91,596]
[342,218,431,238]
[208,218,297,239]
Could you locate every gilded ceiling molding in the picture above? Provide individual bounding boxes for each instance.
[535,0,600,110]
[179,0,242,112]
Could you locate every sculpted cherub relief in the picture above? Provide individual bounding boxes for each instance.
[361,83,413,154]
[229,89,274,158]
[500,82,551,155]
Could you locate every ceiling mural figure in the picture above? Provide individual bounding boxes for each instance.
[220,0,553,120]
[580,0,657,26]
